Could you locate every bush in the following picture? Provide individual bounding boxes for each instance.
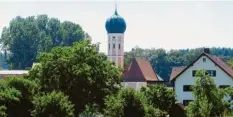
[31,91,74,117]
[145,105,167,117]
[104,88,146,117]
[140,84,176,112]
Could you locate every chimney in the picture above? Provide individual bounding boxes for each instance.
[203,48,210,54]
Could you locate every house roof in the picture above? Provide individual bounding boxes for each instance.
[124,57,159,82]
[170,66,186,81]
[170,52,233,82]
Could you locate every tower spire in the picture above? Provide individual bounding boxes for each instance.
[114,0,118,15]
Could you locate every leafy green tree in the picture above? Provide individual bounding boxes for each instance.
[27,40,122,115]
[6,77,40,117]
[0,77,39,117]
[185,69,227,117]
[0,106,7,117]
[0,14,88,69]
[104,88,146,117]
[31,91,74,117]
[145,105,167,117]
[140,84,175,112]
[79,104,102,117]
[0,79,21,117]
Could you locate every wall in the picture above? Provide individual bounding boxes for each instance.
[107,33,124,68]
[175,55,233,104]
[122,82,147,90]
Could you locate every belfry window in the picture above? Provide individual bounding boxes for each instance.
[113,44,115,49]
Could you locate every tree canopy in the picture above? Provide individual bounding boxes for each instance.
[185,69,228,117]
[0,14,90,69]
[140,84,175,113]
[31,91,74,117]
[27,40,122,115]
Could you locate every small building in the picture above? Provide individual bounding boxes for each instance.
[122,57,163,90]
[170,48,233,106]
[0,70,28,78]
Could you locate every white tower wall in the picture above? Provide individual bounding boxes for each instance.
[107,33,124,68]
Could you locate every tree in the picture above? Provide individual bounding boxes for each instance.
[79,104,102,117]
[0,77,39,117]
[140,84,176,113]
[145,105,167,117]
[6,77,40,117]
[185,69,227,117]
[0,106,7,117]
[27,40,122,115]
[0,14,88,69]
[31,91,74,117]
[104,88,146,117]
[0,79,21,117]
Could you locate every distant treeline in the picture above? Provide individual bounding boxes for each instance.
[124,47,233,81]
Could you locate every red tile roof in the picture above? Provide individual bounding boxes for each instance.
[207,54,233,77]
[170,53,233,81]
[124,57,159,82]
[170,67,186,81]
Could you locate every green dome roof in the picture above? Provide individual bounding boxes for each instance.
[105,10,126,33]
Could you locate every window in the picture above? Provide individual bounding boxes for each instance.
[183,100,193,106]
[206,70,216,77]
[219,85,230,89]
[112,36,116,41]
[203,58,206,62]
[193,70,216,77]
[192,70,197,77]
[119,44,121,49]
[109,43,110,49]
[183,85,192,92]
[113,44,115,49]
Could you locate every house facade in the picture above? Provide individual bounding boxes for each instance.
[170,49,233,106]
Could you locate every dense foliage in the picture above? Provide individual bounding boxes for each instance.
[104,87,169,117]
[0,14,90,69]
[0,77,39,117]
[125,47,233,81]
[27,40,122,115]
[185,69,228,117]
[31,91,74,117]
[104,88,146,117]
[141,84,175,112]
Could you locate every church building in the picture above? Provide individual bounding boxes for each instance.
[105,6,162,90]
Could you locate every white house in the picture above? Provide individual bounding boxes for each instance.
[170,49,233,106]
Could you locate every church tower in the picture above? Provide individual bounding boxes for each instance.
[105,5,126,68]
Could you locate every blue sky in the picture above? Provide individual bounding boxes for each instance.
[1,1,233,53]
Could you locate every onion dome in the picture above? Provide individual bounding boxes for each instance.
[105,9,126,33]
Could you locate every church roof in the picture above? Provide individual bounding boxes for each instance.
[124,57,159,82]
[170,52,233,81]
[105,8,126,33]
